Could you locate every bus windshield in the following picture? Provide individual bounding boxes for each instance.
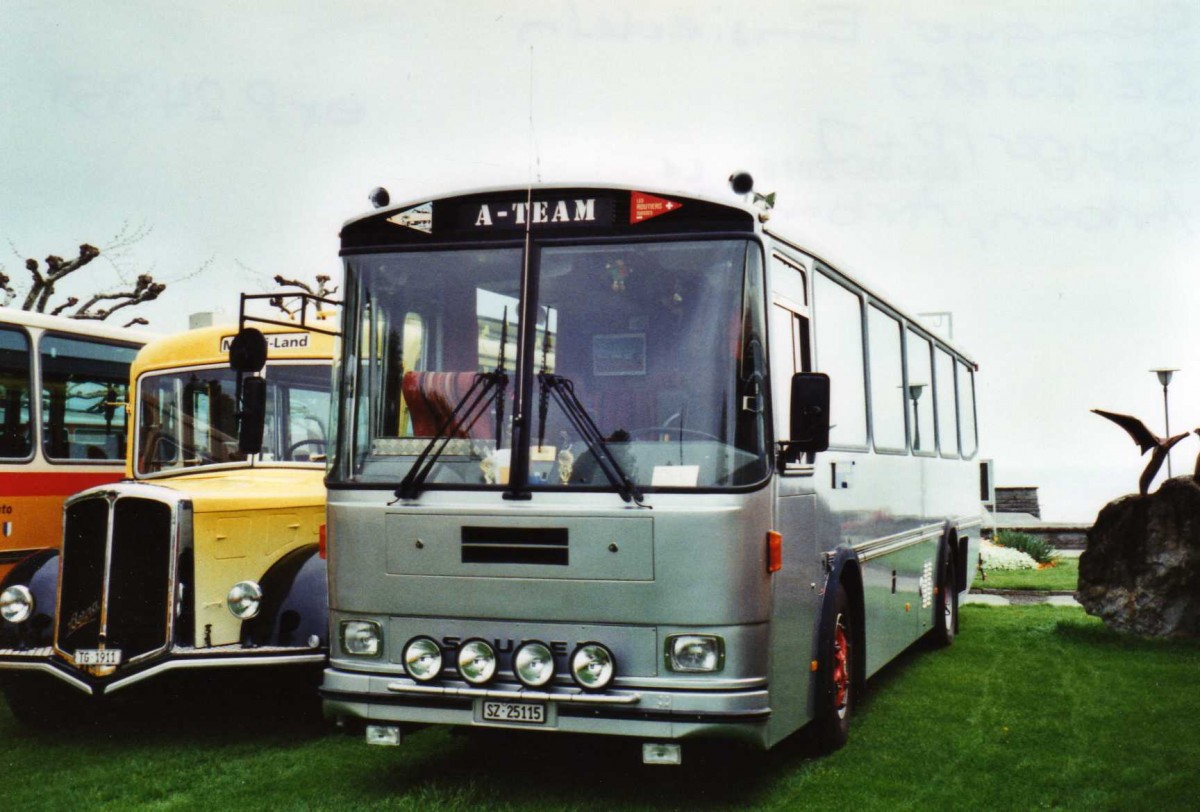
[336,238,770,491]
[137,363,331,476]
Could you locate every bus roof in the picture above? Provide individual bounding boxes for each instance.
[0,307,156,345]
[340,184,758,251]
[132,322,336,376]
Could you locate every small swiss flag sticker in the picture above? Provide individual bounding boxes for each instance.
[630,191,683,224]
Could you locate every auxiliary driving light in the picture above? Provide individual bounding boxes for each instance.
[343,620,383,658]
[402,636,442,680]
[570,642,615,690]
[226,580,263,619]
[0,585,33,624]
[513,640,556,688]
[666,634,725,673]
[457,638,497,685]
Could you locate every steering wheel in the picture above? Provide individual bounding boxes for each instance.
[287,439,327,460]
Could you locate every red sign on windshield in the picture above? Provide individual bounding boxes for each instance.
[630,191,683,224]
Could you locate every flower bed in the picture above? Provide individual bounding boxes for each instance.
[980,539,1038,572]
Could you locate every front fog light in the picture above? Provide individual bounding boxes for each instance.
[513,640,555,688]
[226,580,263,619]
[343,620,383,658]
[0,585,34,624]
[570,642,615,690]
[666,634,725,673]
[457,638,497,684]
[402,636,441,680]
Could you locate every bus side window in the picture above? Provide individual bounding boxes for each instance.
[867,305,905,452]
[771,305,810,444]
[957,359,978,458]
[40,334,138,461]
[0,326,33,459]
[814,270,867,448]
[905,329,934,454]
[934,347,959,458]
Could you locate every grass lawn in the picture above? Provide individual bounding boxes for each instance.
[2,605,1197,811]
[973,556,1080,592]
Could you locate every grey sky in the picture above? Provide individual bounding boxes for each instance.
[2,1,1197,521]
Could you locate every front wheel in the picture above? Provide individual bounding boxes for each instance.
[814,583,855,752]
[0,675,95,728]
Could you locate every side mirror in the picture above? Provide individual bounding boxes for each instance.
[238,376,267,455]
[783,372,830,462]
[229,328,268,373]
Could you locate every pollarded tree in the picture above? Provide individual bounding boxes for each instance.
[268,273,339,321]
[1,222,170,327]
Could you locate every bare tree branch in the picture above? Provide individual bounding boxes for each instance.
[24,244,101,312]
[72,273,165,320]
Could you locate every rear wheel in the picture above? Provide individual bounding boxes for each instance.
[814,583,855,752]
[931,548,958,648]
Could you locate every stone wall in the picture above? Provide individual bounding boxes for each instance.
[995,486,1041,518]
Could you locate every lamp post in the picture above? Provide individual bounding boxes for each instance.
[908,383,926,451]
[1151,368,1179,476]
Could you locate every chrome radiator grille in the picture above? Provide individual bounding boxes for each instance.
[57,494,175,663]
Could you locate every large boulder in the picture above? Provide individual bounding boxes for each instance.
[1078,476,1200,638]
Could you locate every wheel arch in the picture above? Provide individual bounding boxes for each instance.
[811,546,866,713]
[240,544,328,649]
[0,549,60,649]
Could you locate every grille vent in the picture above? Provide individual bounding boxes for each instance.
[461,527,568,566]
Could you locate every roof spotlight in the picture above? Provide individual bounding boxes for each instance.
[369,187,391,209]
[729,171,754,195]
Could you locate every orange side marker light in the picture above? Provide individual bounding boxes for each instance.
[767,530,783,573]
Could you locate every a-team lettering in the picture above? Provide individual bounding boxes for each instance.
[473,198,597,228]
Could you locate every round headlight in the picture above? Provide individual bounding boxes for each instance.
[0,585,34,624]
[403,637,443,682]
[457,638,497,685]
[513,640,555,688]
[570,642,615,691]
[226,580,263,619]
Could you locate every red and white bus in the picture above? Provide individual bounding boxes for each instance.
[0,310,150,580]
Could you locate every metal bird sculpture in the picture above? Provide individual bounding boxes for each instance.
[1091,409,1189,495]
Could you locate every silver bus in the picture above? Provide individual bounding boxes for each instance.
[313,179,981,763]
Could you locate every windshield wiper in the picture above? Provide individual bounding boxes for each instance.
[395,310,510,501]
[538,372,646,507]
[393,371,507,501]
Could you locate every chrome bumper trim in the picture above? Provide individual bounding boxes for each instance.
[0,659,95,695]
[105,652,326,694]
[386,681,642,705]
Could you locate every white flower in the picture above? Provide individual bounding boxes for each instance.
[980,540,1038,571]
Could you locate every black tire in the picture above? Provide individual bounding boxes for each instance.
[814,583,855,752]
[930,546,958,648]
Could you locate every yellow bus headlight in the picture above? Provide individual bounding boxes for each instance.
[226,581,263,620]
[0,585,34,624]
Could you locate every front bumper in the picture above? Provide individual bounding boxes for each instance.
[321,667,772,745]
[0,644,325,696]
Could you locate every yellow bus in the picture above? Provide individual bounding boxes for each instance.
[0,310,150,583]
[0,321,333,723]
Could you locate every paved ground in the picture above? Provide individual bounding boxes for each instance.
[964,592,1080,607]
[965,548,1082,606]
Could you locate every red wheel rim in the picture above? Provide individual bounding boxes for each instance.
[832,616,850,715]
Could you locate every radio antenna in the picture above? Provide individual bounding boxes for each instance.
[528,45,541,184]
